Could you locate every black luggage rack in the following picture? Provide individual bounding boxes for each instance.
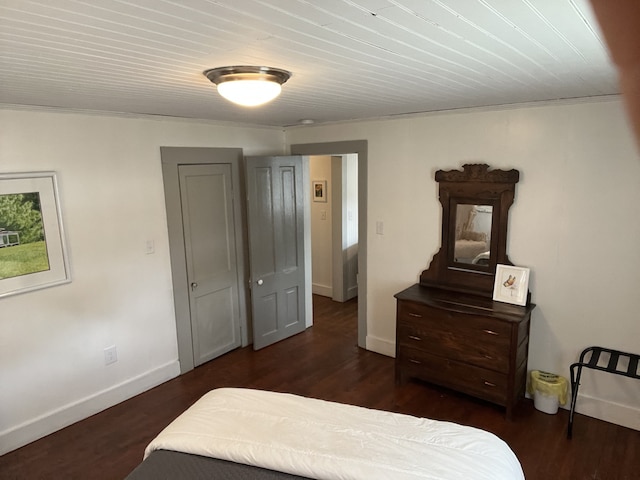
[568,346,640,438]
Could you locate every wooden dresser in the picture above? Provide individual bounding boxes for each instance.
[395,284,535,418]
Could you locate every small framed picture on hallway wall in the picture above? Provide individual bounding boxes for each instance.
[312,180,327,202]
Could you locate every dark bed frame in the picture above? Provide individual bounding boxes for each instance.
[125,449,312,480]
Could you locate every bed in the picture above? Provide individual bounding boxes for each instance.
[454,231,489,264]
[126,388,524,480]
[453,204,491,264]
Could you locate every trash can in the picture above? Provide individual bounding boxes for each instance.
[528,370,568,414]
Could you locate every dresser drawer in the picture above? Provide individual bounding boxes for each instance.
[398,346,508,405]
[399,301,511,338]
[397,303,511,372]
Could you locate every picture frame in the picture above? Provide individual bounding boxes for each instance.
[312,180,327,202]
[492,264,530,306]
[0,172,71,298]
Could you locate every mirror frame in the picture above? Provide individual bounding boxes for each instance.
[420,163,520,297]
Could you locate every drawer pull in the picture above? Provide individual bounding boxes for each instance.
[483,354,493,360]
[408,313,423,318]
[483,381,497,387]
[408,335,422,341]
[409,359,422,364]
[482,329,499,336]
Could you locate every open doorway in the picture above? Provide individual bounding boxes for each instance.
[309,154,358,303]
[291,141,367,349]
[309,153,359,347]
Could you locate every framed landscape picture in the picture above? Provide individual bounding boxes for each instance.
[0,172,70,298]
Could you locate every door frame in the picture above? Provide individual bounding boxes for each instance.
[161,147,250,373]
[290,141,367,349]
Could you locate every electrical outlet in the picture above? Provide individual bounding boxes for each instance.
[104,345,117,365]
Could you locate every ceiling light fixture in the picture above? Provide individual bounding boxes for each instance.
[203,66,291,107]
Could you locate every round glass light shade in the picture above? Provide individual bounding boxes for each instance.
[204,66,291,108]
[217,79,282,107]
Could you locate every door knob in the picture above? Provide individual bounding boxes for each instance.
[257,279,264,286]
[190,282,198,291]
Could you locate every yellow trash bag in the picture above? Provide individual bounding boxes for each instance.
[528,370,568,414]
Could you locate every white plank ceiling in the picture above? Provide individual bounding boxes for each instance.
[0,0,618,127]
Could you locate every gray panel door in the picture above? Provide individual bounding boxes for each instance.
[179,164,241,366]
[246,156,306,350]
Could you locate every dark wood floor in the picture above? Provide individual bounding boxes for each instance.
[2,295,638,479]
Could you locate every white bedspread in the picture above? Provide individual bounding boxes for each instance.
[144,388,524,480]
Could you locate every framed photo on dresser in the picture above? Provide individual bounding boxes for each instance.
[493,264,530,306]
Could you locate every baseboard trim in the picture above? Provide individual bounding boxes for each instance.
[0,360,180,455]
[573,393,640,431]
[366,334,395,358]
[312,283,332,297]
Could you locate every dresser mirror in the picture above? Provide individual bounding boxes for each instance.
[452,203,493,267]
[420,164,520,297]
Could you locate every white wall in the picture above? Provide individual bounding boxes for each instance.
[0,108,285,454]
[286,98,640,430]
[310,156,333,296]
